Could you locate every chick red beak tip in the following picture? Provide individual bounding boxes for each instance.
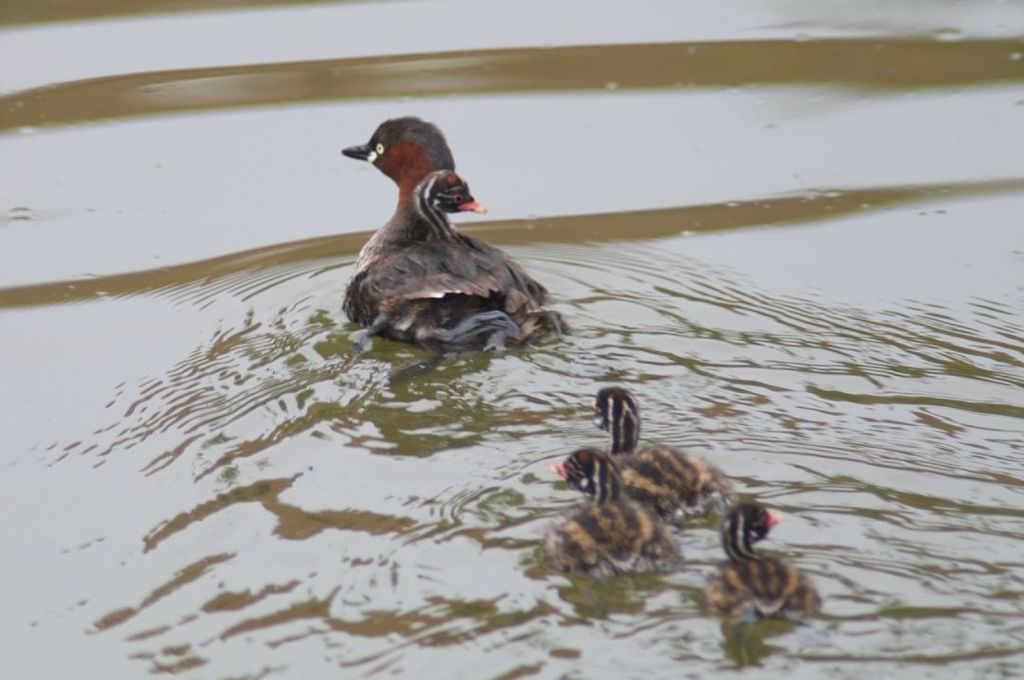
[459,200,487,214]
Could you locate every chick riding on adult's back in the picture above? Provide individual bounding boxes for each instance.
[341,117,563,352]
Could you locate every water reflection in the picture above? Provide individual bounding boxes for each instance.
[50,216,1018,676]
[4,176,1023,309]
[719,618,794,667]
[4,39,1024,130]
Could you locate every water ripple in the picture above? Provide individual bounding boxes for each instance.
[25,200,1024,678]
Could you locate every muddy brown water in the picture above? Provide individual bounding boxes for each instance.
[2,1,1023,678]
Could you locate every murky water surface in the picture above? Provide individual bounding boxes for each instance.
[2,1,1023,678]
